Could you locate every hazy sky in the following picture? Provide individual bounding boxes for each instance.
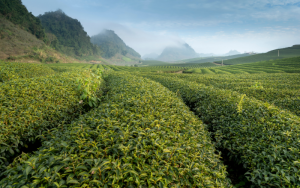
[23,0,300,56]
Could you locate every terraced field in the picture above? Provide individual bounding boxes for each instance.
[1,57,300,187]
[181,56,300,75]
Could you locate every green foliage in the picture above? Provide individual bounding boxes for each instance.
[0,65,104,175]
[0,0,46,40]
[144,74,300,187]
[91,30,141,59]
[0,72,231,187]
[38,10,101,59]
[76,68,103,107]
[0,62,55,82]
[171,73,300,116]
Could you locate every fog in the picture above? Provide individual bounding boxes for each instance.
[22,0,300,57]
[82,21,300,57]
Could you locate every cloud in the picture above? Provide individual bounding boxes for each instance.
[82,21,184,56]
[22,0,300,57]
[182,27,300,54]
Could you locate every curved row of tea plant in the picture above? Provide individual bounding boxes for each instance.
[163,73,300,116]
[0,62,56,82]
[144,74,300,187]
[0,69,104,175]
[0,72,231,187]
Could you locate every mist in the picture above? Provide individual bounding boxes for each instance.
[82,21,186,57]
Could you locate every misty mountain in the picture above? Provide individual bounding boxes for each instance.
[38,10,101,59]
[142,53,159,60]
[156,43,198,62]
[198,53,215,57]
[224,50,241,56]
[91,30,141,59]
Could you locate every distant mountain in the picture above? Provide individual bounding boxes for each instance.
[157,43,198,62]
[38,10,101,59]
[224,50,241,56]
[198,53,215,57]
[142,53,159,60]
[91,30,141,59]
[0,0,46,40]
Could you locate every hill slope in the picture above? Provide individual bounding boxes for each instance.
[218,45,300,65]
[0,0,46,40]
[157,43,198,62]
[0,16,89,63]
[38,10,101,60]
[91,30,141,59]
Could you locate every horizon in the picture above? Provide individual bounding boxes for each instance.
[22,0,300,56]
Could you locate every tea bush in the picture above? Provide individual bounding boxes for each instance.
[0,69,104,175]
[162,73,300,116]
[0,62,55,82]
[144,74,300,187]
[0,72,231,187]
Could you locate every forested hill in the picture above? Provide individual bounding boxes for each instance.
[91,30,141,59]
[38,10,101,60]
[0,0,46,40]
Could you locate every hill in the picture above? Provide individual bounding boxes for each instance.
[38,10,102,61]
[0,0,46,40]
[0,14,91,63]
[156,43,198,62]
[217,45,300,65]
[91,30,141,60]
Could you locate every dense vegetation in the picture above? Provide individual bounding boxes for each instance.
[172,73,300,116]
[143,73,300,187]
[1,54,300,187]
[91,30,141,59]
[0,62,55,81]
[0,66,231,187]
[38,10,102,60]
[0,62,104,176]
[0,0,46,40]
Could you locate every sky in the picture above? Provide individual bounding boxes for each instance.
[22,0,300,56]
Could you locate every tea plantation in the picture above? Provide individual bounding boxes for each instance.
[0,56,300,187]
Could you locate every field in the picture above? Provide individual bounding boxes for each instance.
[1,55,300,187]
[172,54,251,64]
[179,56,300,75]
